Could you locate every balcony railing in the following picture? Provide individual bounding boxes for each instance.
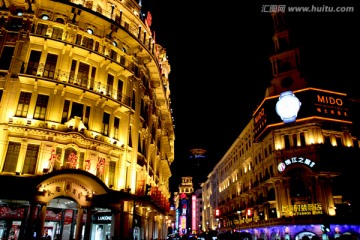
[16,60,132,107]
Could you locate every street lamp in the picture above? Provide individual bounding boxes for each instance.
[206,221,209,231]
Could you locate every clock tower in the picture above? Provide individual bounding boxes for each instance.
[265,11,308,97]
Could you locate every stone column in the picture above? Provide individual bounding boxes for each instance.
[36,202,47,239]
[75,207,84,240]
[83,208,93,240]
[111,206,122,240]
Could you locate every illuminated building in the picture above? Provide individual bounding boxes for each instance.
[173,177,194,236]
[0,0,174,239]
[202,11,360,240]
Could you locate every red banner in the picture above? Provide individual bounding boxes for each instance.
[97,157,106,174]
[67,152,78,168]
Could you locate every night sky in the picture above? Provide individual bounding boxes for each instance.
[141,0,360,192]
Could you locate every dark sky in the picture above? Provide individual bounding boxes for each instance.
[142,0,360,192]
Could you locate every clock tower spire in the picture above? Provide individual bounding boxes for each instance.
[265,11,308,97]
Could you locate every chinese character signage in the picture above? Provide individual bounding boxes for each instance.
[253,88,351,142]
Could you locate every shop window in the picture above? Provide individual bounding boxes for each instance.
[16,92,32,117]
[2,142,21,172]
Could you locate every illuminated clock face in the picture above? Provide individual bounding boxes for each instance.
[276,91,301,123]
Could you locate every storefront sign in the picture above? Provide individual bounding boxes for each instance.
[253,88,351,142]
[281,203,323,215]
[278,157,315,172]
[92,213,112,223]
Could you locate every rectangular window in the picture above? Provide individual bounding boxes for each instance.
[82,36,94,49]
[70,102,84,119]
[94,41,100,52]
[78,152,85,169]
[110,49,117,61]
[300,132,306,146]
[114,117,120,140]
[75,34,82,45]
[117,79,123,101]
[336,137,342,147]
[2,142,21,173]
[284,135,290,149]
[108,161,116,187]
[16,92,32,117]
[62,100,70,123]
[34,94,49,120]
[36,23,48,35]
[90,67,96,90]
[120,56,125,66]
[102,112,110,136]
[77,62,90,87]
[43,53,58,79]
[131,90,136,110]
[52,27,63,40]
[84,106,90,128]
[23,144,39,174]
[292,134,298,147]
[69,60,77,84]
[0,46,15,70]
[26,50,41,75]
[54,147,62,171]
[107,74,114,97]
